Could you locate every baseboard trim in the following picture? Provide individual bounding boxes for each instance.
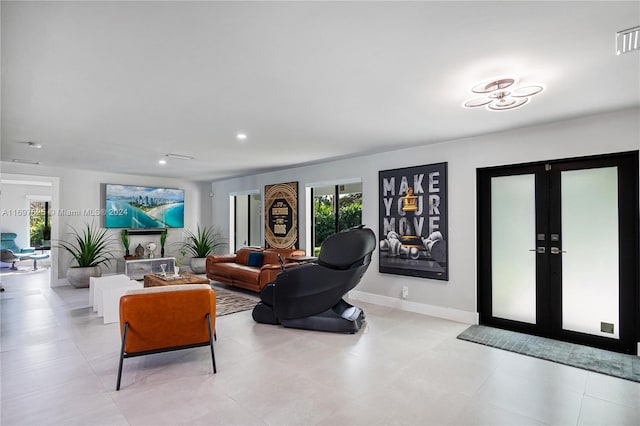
[349,290,479,325]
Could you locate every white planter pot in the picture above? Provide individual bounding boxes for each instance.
[67,266,102,288]
[190,257,207,274]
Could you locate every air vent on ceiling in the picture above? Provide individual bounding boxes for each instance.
[616,26,640,55]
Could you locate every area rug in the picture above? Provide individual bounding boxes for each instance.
[215,288,258,317]
[457,325,640,383]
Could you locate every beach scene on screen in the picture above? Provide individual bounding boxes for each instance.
[105,184,184,228]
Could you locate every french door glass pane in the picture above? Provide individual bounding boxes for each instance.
[491,174,537,324]
[313,186,335,255]
[235,195,249,249]
[249,194,261,246]
[338,183,363,232]
[561,167,619,338]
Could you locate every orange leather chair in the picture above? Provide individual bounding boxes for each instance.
[116,284,217,390]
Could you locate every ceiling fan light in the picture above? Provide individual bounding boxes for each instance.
[464,76,543,111]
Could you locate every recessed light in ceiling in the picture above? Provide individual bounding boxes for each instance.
[28,141,42,149]
[166,153,194,160]
[236,133,247,141]
[463,76,544,111]
[158,159,167,165]
[12,159,40,165]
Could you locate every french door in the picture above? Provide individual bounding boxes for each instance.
[477,152,638,354]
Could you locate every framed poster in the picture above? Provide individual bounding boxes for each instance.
[379,162,448,280]
[264,181,299,249]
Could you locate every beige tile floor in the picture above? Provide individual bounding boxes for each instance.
[1,269,639,425]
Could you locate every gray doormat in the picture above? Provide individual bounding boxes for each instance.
[457,325,640,383]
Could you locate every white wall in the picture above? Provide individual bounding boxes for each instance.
[0,164,209,286]
[210,107,640,322]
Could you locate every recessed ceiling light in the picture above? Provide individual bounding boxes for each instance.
[12,159,40,165]
[166,153,194,160]
[28,141,42,149]
[158,159,167,165]
[463,76,544,111]
[236,133,247,141]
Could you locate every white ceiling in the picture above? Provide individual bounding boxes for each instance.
[2,1,639,182]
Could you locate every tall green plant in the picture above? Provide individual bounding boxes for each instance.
[58,223,115,267]
[181,225,225,258]
[160,228,168,248]
[120,229,130,253]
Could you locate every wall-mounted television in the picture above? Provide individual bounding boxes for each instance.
[103,184,184,229]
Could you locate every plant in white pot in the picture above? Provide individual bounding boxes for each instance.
[58,223,115,288]
[180,225,225,274]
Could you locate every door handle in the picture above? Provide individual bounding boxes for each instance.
[550,247,566,255]
[529,247,546,254]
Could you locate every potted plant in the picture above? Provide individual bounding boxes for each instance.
[160,228,168,257]
[180,225,226,274]
[57,223,116,288]
[120,229,131,258]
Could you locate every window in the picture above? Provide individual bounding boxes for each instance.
[311,183,362,255]
[29,200,50,247]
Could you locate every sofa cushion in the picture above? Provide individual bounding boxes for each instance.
[227,264,262,284]
[209,263,260,284]
[208,263,237,279]
[246,251,263,267]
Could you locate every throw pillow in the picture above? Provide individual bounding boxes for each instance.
[246,251,263,267]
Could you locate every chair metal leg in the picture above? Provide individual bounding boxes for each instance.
[116,322,129,390]
[206,314,217,374]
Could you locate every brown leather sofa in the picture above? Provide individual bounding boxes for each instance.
[206,247,305,292]
[117,284,216,390]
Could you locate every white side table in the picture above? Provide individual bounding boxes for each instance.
[101,281,143,324]
[89,275,142,323]
[90,275,130,311]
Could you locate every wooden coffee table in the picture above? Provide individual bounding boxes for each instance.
[143,273,210,288]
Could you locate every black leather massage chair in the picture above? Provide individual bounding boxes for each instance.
[252,226,376,333]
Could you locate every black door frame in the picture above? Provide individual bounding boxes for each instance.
[477,151,639,354]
